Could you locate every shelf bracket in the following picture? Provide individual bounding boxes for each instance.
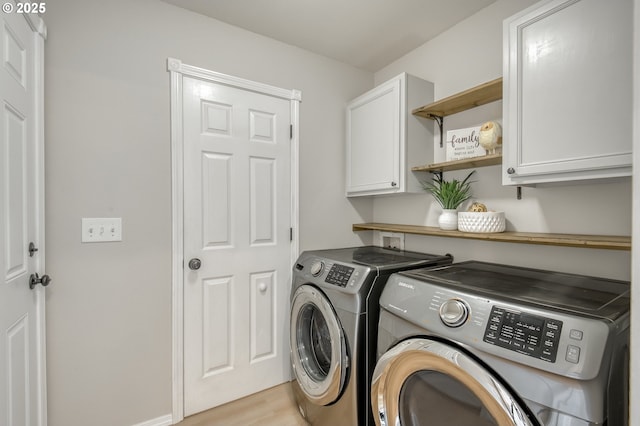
[430,170,443,181]
[429,114,444,148]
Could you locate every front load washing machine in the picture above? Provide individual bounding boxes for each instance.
[371,261,630,426]
[289,246,452,426]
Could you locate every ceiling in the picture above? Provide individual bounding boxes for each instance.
[161,0,497,72]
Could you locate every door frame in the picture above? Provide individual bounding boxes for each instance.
[167,58,300,423]
[30,14,47,426]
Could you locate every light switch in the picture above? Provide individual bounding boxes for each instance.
[82,218,122,243]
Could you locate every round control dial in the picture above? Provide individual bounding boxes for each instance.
[439,299,469,327]
[309,261,324,277]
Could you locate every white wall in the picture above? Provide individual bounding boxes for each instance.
[43,0,635,424]
[371,0,632,281]
[44,1,372,425]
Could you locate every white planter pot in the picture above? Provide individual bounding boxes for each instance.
[458,211,506,233]
[438,209,458,230]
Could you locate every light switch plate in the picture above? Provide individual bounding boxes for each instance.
[82,218,122,243]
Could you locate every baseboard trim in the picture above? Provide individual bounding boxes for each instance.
[131,414,173,426]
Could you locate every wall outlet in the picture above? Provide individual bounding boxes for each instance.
[379,231,404,250]
[82,218,122,243]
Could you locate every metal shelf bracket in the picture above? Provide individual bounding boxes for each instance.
[430,170,443,181]
[429,114,444,148]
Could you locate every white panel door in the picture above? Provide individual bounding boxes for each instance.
[0,9,47,426]
[183,76,293,415]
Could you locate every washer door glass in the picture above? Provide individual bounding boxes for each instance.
[297,302,333,381]
[290,285,348,406]
[371,338,539,426]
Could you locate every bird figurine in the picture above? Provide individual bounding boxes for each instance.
[479,121,502,155]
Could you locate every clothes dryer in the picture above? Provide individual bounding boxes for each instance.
[290,246,452,426]
[371,261,630,426]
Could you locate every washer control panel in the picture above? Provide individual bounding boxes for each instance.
[325,263,355,287]
[483,306,563,363]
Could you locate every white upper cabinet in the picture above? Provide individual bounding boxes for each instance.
[503,0,633,186]
[346,73,434,196]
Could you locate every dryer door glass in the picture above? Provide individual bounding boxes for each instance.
[290,285,348,406]
[399,371,497,425]
[371,338,538,426]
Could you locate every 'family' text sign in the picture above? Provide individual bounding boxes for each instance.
[445,126,485,161]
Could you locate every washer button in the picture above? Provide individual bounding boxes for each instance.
[569,329,583,341]
[566,345,581,364]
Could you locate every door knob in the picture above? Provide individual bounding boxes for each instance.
[188,258,202,270]
[29,273,51,290]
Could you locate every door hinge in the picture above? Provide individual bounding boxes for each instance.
[290,124,293,140]
[290,227,293,241]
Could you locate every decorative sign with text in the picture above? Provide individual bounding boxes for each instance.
[445,126,485,161]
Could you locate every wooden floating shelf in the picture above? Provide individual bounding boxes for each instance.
[352,223,631,251]
[412,78,503,119]
[412,154,502,172]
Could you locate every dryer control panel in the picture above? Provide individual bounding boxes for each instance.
[483,306,563,362]
[325,263,355,287]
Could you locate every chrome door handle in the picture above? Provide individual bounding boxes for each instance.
[188,258,201,270]
[29,273,51,290]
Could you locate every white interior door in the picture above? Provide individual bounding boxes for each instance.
[0,9,47,426]
[181,72,296,416]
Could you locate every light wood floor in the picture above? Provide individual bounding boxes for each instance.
[177,382,309,426]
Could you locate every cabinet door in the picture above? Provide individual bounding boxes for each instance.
[346,77,402,196]
[503,0,633,185]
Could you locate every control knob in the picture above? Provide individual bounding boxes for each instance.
[439,299,469,327]
[309,261,324,277]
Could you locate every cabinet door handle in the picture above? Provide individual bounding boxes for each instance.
[391,181,397,187]
[507,167,516,175]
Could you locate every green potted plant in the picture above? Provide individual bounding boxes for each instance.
[422,171,475,230]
